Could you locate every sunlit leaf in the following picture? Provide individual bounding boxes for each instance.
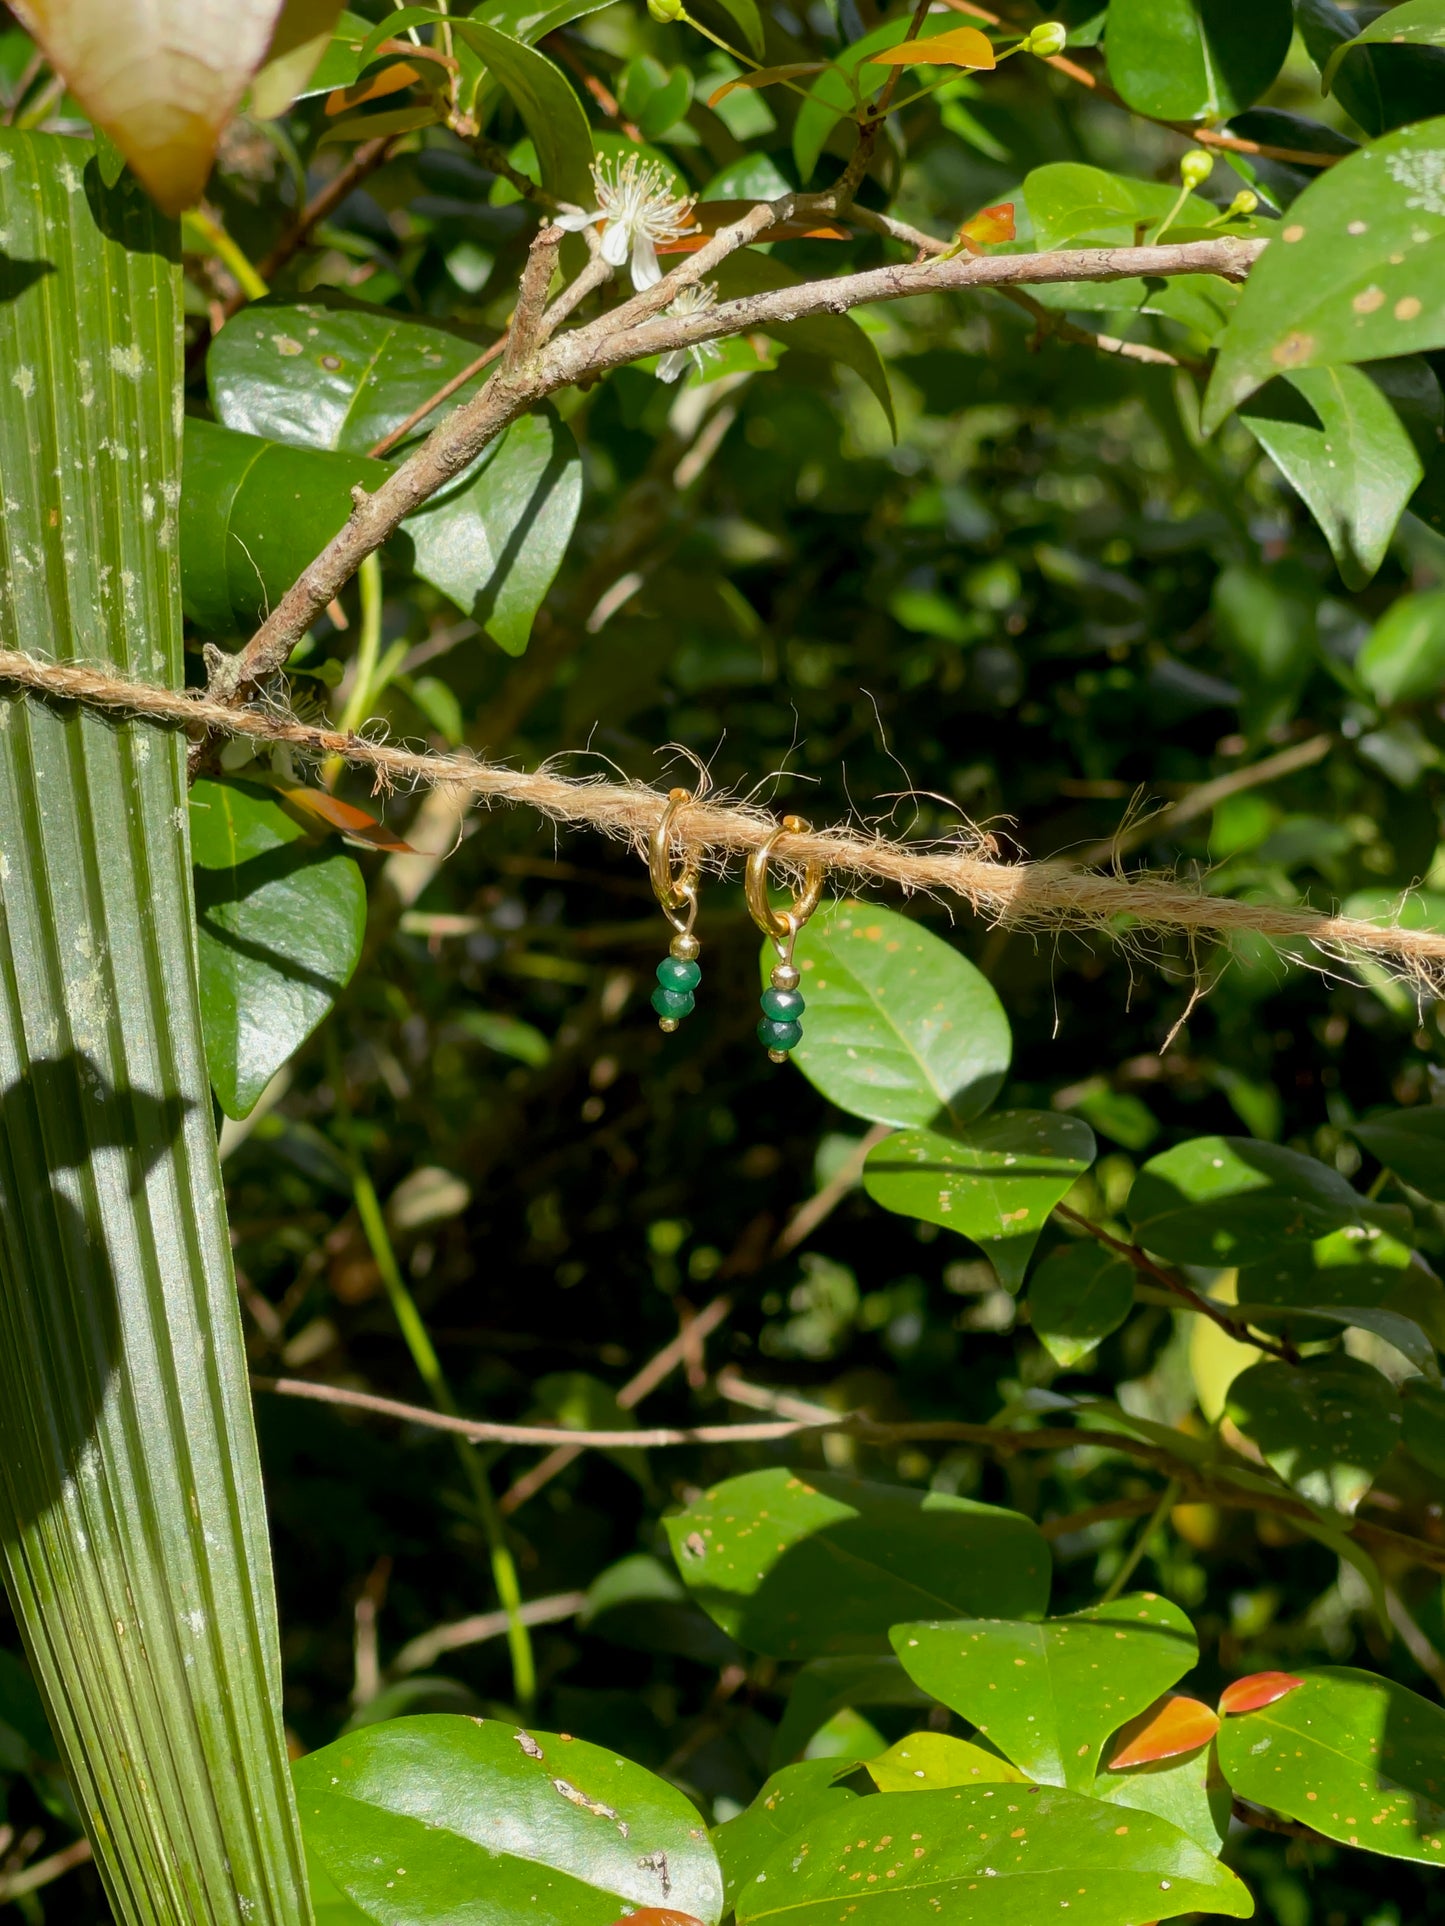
[1105,0,1291,119]
[324,57,425,113]
[866,1732,1026,1792]
[250,0,348,117]
[267,780,416,853]
[954,200,1015,251]
[8,0,289,211]
[707,62,826,105]
[1218,1672,1304,1715]
[1322,0,1445,93]
[865,26,995,69]
[712,1761,857,1913]
[1225,1355,1403,1513]
[1108,1696,1219,1771]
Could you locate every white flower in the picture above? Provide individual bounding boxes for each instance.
[554,154,696,290]
[656,281,723,384]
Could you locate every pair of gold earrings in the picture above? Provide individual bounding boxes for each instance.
[648,787,823,1062]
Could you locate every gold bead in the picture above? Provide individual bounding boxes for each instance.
[771,963,801,992]
[768,1048,788,1064]
[659,1017,680,1033]
[670,931,701,962]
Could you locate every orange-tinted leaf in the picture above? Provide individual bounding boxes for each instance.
[867,25,996,69]
[1108,1694,1220,1771]
[1218,1672,1304,1716]
[707,62,826,106]
[325,58,422,114]
[957,200,1015,248]
[270,780,415,853]
[609,1914,708,1926]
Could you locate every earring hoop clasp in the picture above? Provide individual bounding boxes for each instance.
[745,814,823,959]
[649,787,700,939]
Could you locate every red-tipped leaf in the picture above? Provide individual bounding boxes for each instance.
[1218,1672,1304,1716]
[1108,1694,1220,1770]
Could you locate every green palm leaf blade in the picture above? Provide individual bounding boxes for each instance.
[0,133,310,1926]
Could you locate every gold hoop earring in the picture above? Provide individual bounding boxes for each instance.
[649,787,701,1033]
[745,814,823,1062]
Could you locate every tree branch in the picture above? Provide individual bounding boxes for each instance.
[207,227,1262,706]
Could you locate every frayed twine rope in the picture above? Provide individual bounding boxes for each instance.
[3,646,1441,990]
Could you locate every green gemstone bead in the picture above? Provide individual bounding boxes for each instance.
[657,956,702,991]
[760,987,804,1021]
[758,1017,803,1052]
[653,987,695,1020]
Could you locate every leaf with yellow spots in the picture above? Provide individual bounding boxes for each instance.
[1204,116,1445,432]
[1216,1666,1445,1864]
[734,1786,1252,1925]
[867,1732,1027,1793]
[863,1112,1096,1292]
[891,1595,1198,1791]
[713,1760,858,1912]
[773,901,1011,1131]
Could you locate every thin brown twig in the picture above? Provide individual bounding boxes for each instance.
[1079,734,1334,867]
[222,136,398,321]
[366,339,507,459]
[0,1837,93,1904]
[389,1590,588,1676]
[1056,1205,1301,1365]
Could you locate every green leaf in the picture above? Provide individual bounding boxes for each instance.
[1104,0,1291,118]
[1023,162,1219,249]
[0,130,309,1926]
[770,1657,933,1768]
[1216,1666,1445,1863]
[251,0,351,117]
[664,1467,1051,1660]
[450,18,594,203]
[208,295,493,454]
[1402,1374,1445,1478]
[866,1731,1027,1792]
[1204,117,1445,432]
[1299,0,1445,130]
[1356,586,1445,704]
[1127,1135,1393,1267]
[296,1714,723,1924]
[1235,1299,1438,1379]
[1324,0,1445,91]
[734,1786,1252,1925]
[713,1760,857,1913]
[472,0,617,42]
[863,1113,1097,1291]
[779,901,1009,1129]
[792,12,989,182]
[403,409,582,654]
[1225,1356,1403,1512]
[191,780,366,1118]
[1027,1242,1135,1367]
[207,301,583,654]
[1094,1743,1231,1857]
[1240,365,1423,589]
[712,256,894,435]
[181,417,385,635]
[285,8,377,98]
[891,1596,1198,1790]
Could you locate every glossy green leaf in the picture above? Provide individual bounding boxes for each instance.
[1401,1374,1445,1479]
[1236,1298,1438,1379]
[770,1657,933,1769]
[1356,586,1445,704]
[295,1714,724,1926]
[1324,0,1445,91]
[1128,1135,1393,1267]
[1299,0,1445,131]
[181,418,385,636]
[664,1467,1050,1660]
[285,8,374,98]
[780,901,1009,1129]
[710,0,765,58]
[1104,0,1291,118]
[1023,163,1219,249]
[1204,118,1445,432]
[191,780,366,1119]
[713,1761,857,1913]
[867,1732,1026,1792]
[892,1596,1197,1790]
[206,300,583,654]
[1354,1107,1445,1201]
[1027,1241,1135,1367]
[250,0,350,117]
[863,1113,1097,1291]
[1217,1666,1445,1863]
[1094,1742,1231,1857]
[451,18,594,203]
[1240,365,1423,589]
[1225,1356,1403,1512]
[1237,1232,1444,1345]
[792,12,989,182]
[0,130,309,1926]
[735,1786,1252,1925]
[713,256,894,434]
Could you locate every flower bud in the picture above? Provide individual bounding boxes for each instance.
[1022,20,1068,55]
[648,0,687,22]
[1179,148,1214,190]
[1225,187,1259,217]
